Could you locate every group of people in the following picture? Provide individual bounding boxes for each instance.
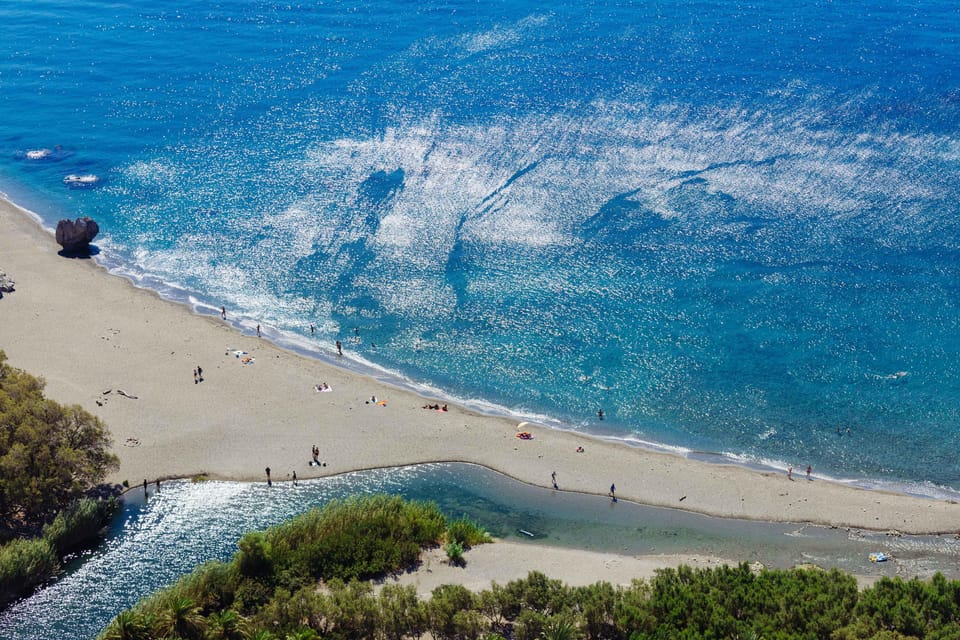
[786,465,813,481]
[422,403,448,411]
[314,382,331,392]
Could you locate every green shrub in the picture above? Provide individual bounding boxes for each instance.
[263,494,447,582]
[42,497,118,555]
[445,540,465,566]
[236,531,273,579]
[427,584,477,640]
[0,536,58,608]
[446,517,491,548]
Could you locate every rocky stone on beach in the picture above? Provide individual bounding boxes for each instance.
[55,216,99,253]
[0,270,13,293]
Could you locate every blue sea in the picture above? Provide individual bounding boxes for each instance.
[1,0,959,496]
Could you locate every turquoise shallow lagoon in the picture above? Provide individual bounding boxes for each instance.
[2,464,959,640]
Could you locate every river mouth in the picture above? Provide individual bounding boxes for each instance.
[2,463,959,640]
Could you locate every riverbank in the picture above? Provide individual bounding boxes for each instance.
[1,197,959,534]
[386,542,886,593]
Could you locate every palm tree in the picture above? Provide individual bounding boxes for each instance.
[540,617,579,640]
[154,595,206,639]
[205,609,247,640]
[101,610,148,640]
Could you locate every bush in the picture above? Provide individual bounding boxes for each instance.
[445,540,465,566]
[446,517,491,548]
[0,536,58,608]
[263,494,447,582]
[42,497,118,555]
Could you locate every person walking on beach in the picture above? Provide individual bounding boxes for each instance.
[197,365,203,382]
[265,467,271,486]
[551,471,558,490]
[787,466,793,480]
[292,470,298,486]
[256,324,261,337]
[312,445,320,465]
[221,306,226,320]
[806,465,812,480]
[336,340,342,356]
[609,483,616,502]
[193,368,198,384]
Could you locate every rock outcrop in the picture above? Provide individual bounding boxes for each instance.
[55,216,99,253]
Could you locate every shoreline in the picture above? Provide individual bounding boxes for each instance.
[12,198,946,504]
[2,196,959,535]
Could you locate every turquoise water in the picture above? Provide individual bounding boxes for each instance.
[2,464,959,640]
[1,1,959,494]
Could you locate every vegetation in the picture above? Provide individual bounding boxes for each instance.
[42,496,118,556]
[0,536,57,607]
[0,350,119,530]
[0,495,118,608]
[99,494,960,640]
[0,350,120,608]
[99,495,488,639]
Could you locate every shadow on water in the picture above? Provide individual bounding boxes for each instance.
[2,463,959,640]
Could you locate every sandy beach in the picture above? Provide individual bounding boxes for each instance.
[2,197,959,537]
[385,542,743,596]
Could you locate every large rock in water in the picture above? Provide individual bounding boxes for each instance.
[55,216,99,253]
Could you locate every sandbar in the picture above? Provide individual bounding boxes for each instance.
[1,197,958,536]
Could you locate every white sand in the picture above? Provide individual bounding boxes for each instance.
[382,542,738,596]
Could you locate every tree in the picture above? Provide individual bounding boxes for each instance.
[540,616,580,640]
[154,596,206,639]
[100,610,149,640]
[0,350,119,529]
[428,584,477,640]
[379,584,427,640]
[205,609,247,640]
